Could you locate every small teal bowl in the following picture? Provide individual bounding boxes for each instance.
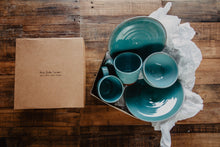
[143,52,178,88]
[124,80,184,122]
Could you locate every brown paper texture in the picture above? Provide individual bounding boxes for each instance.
[14,38,85,109]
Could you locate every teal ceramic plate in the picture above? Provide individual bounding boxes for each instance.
[124,80,184,122]
[108,16,167,59]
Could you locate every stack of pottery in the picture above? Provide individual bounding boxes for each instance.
[96,17,184,122]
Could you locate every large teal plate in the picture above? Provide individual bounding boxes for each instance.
[108,16,167,59]
[124,80,184,122]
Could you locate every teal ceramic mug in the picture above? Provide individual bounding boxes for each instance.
[105,52,142,85]
[97,66,124,103]
[143,52,178,88]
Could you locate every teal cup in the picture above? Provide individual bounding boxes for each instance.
[97,66,124,103]
[105,52,142,85]
[143,52,178,88]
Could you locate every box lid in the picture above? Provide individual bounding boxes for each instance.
[14,38,85,109]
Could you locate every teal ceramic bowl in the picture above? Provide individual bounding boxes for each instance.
[108,16,167,59]
[124,80,184,122]
[143,52,178,88]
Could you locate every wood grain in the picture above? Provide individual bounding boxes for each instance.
[79,102,220,126]
[0,109,81,127]
[0,127,80,137]
[80,0,161,16]
[81,17,220,41]
[0,0,219,146]
[0,23,218,61]
[1,136,80,147]
[171,133,220,147]
[1,60,220,107]
[80,125,220,147]
[0,59,220,106]
[194,40,220,59]
[162,0,220,22]
[80,125,161,147]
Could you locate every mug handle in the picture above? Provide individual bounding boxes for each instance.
[105,58,114,66]
[101,66,109,76]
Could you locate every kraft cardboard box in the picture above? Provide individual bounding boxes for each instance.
[14,38,85,109]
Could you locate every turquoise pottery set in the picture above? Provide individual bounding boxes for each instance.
[97,16,184,122]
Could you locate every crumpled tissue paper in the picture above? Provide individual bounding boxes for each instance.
[149,2,203,147]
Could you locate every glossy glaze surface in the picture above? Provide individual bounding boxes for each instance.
[125,80,184,122]
[108,16,166,59]
[143,52,178,88]
[114,52,142,84]
[97,75,124,103]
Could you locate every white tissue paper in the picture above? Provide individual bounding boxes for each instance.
[149,2,203,147]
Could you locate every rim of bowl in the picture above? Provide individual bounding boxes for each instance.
[143,52,179,88]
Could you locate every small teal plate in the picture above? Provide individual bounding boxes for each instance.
[124,80,184,122]
[108,16,167,59]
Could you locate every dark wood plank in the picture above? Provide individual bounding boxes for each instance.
[0,76,14,108]
[80,105,149,126]
[171,124,220,133]
[0,0,79,17]
[0,40,15,61]
[0,15,80,26]
[171,133,220,147]
[0,61,14,75]
[0,0,80,62]
[80,0,161,16]
[0,136,80,147]
[162,0,219,22]
[80,125,220,147]
[79,102,220,126]
[0,22,80,39]
[80,125,161,147]
[0,127,80,137]
[0,109,80,127]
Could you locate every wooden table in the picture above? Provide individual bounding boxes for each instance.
[0,0,219,146]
